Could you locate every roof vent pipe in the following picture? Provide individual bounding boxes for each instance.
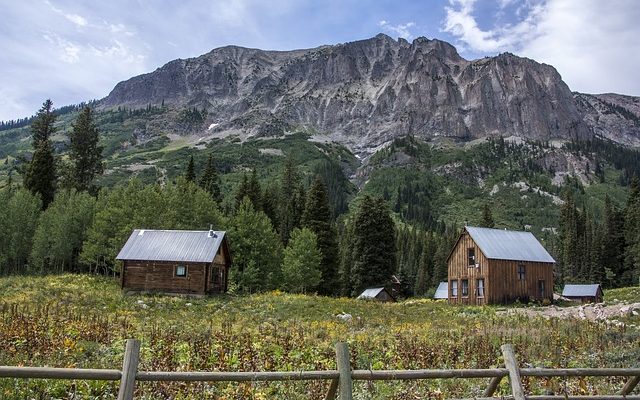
[208,224,216,238]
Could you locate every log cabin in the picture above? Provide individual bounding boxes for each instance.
[447,226,555,305]
[116,229,231,296]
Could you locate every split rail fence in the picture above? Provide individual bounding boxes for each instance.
[0,340,639,400]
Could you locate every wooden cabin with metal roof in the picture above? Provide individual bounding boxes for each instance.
[447,226,555,305]
[562,284,603,303]
[116,229,231,296]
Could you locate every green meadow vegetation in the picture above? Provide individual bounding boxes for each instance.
[0,274,639,399]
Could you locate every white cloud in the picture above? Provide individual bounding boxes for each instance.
[442,0,640,95]
[45,0,89,27]
[378,20,417,40]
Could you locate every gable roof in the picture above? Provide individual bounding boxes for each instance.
[562,284,602,297]
[434,282,448,299]
[116,229,226,263]
[357,287,391,300]
[463,226,555,263]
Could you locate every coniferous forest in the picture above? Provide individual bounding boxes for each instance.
[1,100,640,296]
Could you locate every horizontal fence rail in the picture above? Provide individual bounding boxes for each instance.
[0,340,638,400]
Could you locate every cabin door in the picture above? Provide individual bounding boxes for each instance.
[209,265,224,293]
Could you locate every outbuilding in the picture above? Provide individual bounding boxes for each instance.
[116,229,231,296]
[434,282,448,299]
[447,226,555,305]
[357,287,395,302]
[562,284,603,303]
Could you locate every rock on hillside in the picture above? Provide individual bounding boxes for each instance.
[574,92,640,147]
[100,34,591,154]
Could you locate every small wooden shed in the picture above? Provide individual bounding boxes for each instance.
[562,284,603,303]
[357,287,395,302]
[447,226,555,305]
[116,229,231,296]
[434,282,448,300]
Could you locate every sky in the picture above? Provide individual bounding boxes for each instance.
[1,0,639,121]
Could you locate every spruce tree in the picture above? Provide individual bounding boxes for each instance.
[350,195,396,296]
[624,176,640,285]
[282,227,322,293]
[185,155,196,182]
[24,100,58,208]
[199,154,221,204]
[279,155,303,244]
[30,99,56,145]
[235,170,261,211]
[602,196,625,286]
[481,203,495,228]
[302,176,339,295]
[69,106,103,193]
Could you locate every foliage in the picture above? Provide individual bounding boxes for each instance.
[282,228,322,293]
[199,153,221,204]
[350,195,396,296]
[302,176,339,295]
[0,274,638,399]
[0,188,41,274]
[229,197,283,292]
[30,190,96,274]
[68,106,104,193]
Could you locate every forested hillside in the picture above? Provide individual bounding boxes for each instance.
[1,99,640,295]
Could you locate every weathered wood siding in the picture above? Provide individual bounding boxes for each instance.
[447,231,554,305]
[447,232,489,305]
[487,259,553,304]
[122,260,208,295]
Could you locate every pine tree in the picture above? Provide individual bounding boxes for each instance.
[338,217,356,296]
[624,176,640,285]
[481,203,495,228]
[602,196,625,286]
[30,99,56,145]
[235,170,261,211]
[185,155,196,182]
[350,195,396,296]
[282,228,322,293]
[302,176,339,295]
[558,191,580,283]
[25,140,57,209]
[24,100,58,208]
[279,155,303,244]
[69,106,103,193]
[199,154,221,204]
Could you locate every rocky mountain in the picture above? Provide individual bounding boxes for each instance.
[574,92,640,147]
[101,34,604,155]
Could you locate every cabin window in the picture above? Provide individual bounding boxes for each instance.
[517,264,526,280]
[175,265,187,277]
[461,279,469,297]
[450,280,458,297]
[212,266,221,285]
[476,278,485,297]
[538,280,545,298]
[467,248,475,266]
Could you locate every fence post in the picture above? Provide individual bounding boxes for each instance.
[324,378,339,400]
[117,339,141,400]
[483,376,503,397]
[501,344,525,400]
[621,375,640,395]
[335,342,353,400]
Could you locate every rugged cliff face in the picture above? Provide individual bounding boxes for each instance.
[100,34,613,154]
[574,92,640,147]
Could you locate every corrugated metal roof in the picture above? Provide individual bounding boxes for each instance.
[116,229,226,263]
[434,282,448,299]
[465,226,555,263]
[357,287,386,299]
[562,284,602,297]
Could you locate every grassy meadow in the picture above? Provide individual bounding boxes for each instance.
[0,274,639,399]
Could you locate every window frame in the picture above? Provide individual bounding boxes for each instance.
[450,280,458,298]
[175,264,187,278]
[476,278,485,298]
[467,248,475,266]
[461,279,469,297]
[517,264,526,281]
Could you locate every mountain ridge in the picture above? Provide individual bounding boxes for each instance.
[101,33,627,154]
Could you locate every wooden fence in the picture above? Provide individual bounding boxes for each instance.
[0,340,639,400]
